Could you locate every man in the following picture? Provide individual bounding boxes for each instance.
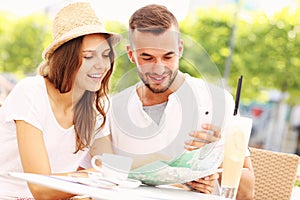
[90,4,254,199]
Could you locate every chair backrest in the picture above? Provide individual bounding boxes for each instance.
[249,147,299,200]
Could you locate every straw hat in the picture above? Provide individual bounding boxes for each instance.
[42,2,121,60]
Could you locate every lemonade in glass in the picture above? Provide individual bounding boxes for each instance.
[220,116,252,199]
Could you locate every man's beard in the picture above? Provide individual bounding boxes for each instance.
[140,70,178,94]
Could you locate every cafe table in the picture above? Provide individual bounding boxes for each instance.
[9,172,227,200]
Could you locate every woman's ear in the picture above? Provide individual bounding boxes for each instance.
[126,45,135,63]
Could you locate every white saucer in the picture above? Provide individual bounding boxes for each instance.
[88,172,142,188]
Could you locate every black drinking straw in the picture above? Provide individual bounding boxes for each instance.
[233,75,243,116]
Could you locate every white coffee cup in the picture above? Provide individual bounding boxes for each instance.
[91,153,133,180]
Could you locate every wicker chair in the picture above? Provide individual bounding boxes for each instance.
[249,147,300,200]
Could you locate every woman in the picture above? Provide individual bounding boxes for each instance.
[0,2,120,199]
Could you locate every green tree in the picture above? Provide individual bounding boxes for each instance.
[232,7,300,104]
[180,6,300,104]
[105,21,139,94]
[0,13,51,76]
[2,5,300,105]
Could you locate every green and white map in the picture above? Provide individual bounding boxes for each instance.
[128,141,224,186]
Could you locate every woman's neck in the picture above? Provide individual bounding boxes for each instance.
[45,78,82,112]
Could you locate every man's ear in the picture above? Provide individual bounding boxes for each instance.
[179,39,184,58]
[126,45,135,63]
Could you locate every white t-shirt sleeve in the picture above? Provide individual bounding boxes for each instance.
[81,113,111,169]
[81,116,110,169]
[1,77,44,131]
[93,108,111,140]
[79,152,92,169]
[94,119,110,139]
[93,99,112,140]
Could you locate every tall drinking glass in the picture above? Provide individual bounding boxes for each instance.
[220,116,252,199]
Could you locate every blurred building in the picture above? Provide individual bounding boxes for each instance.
[0,73,17,107]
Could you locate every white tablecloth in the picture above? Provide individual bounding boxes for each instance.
[9,172,227,200]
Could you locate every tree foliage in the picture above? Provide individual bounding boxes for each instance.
[103,21,138,94]
[0,12,51,77]
[1,5,300,104]
[180,6,300,104]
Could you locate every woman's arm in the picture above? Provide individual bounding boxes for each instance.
[77,136,114,171]
[89,135,114,156]
[16,120,75,200]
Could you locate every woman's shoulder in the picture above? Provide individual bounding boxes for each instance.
[0,75,47,122]
[13,75,45,92]
[16,75,44,86]
[6,75,46,101]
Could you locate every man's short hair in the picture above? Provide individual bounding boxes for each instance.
[129,4,179,34]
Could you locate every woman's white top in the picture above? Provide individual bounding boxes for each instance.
[0,75,106,199]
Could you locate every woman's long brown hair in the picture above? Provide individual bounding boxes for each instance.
[42,34,114,153]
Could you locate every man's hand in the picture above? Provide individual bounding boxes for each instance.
[184,124,221,151]
[184,173,219,194]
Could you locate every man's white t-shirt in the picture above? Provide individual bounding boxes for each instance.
[107,74,236,169]
[104,74,251,195]
[0,75,106,199]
